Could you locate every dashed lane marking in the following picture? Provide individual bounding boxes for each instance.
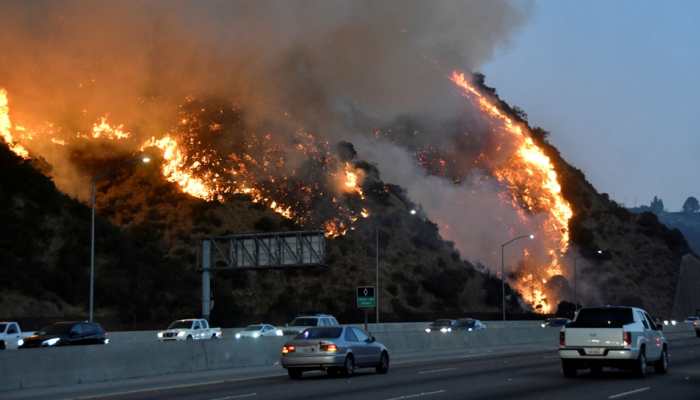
[608,387,650,399]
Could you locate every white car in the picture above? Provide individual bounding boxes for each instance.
[157,319,222,341]
[559,306,668,377]
[282,314,340,336]
[0,322,24,350]
[235,324,283,339]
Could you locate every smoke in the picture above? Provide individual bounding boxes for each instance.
[353,136,552,274]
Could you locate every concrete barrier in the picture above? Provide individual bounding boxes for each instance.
[0,321,561,392]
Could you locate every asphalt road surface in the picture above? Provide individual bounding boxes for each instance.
[81,335,700,400]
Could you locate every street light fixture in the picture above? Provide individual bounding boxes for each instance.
[89,155,151,322]
[500,234,535,321]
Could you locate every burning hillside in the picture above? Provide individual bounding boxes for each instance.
[0,69,575,313]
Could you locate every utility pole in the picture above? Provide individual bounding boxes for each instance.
[89,178,96,322]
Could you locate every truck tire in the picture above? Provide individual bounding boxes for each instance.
[562,360,577,378]
[654,348,669,374]
[633,349,647,378]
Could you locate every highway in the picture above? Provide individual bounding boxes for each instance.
[44,334,700,400]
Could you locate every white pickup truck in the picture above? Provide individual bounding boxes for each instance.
[559,306,668,377]
[0,321,25,350]
[157,319,222,341]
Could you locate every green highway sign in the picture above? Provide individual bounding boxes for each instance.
[356,286,376,309]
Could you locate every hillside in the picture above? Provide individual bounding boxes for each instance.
[0,142,519,328]
[471,76,692,316]
[627,209,700,255]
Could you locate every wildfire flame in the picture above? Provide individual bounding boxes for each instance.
[0,89,29,159]
[450,71,574,313]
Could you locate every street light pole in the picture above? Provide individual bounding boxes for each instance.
[88,156,150,322]
[376,227,379,324]
[89,178,97,322]
[500,234,535,321]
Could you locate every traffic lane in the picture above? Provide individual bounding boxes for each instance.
[92,337,700,400]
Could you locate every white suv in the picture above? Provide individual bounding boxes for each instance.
[559,306,668,377]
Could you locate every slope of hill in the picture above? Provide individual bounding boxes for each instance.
[0,142,521,328]
[471,76,693,316]
[627,209,700,255]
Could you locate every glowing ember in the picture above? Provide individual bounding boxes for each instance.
[0,89,30,159]
[450,71,574,313]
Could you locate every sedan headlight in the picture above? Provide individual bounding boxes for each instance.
[157,332,164,338]
[663,320,669,326]
[17,339,24,346]
[252,332,260,338]
[275,329,283,336]
[425,328,431,333]
[440,327,448,333]
[541,323,546,328]
[235,333,242,339]
[671,320,677,326]
[177,331,187,337]
[43,337,60,346]
[468,328,473,332]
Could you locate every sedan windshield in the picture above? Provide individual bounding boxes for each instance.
[168,321,193,329]
[244,325,263,331]
[36,323,73,335]
[295,327,343,339]
[290,318,318,326]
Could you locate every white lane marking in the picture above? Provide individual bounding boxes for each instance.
[608,387,650,399]
[208,393,257,400]
[69,375,281,399]
[418,367,457,374]
[384,389,446,400]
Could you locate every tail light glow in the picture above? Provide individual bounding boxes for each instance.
[320,343,338,352]
[282,345,295,354]
[559,331,565,347]
[623,332,632,347]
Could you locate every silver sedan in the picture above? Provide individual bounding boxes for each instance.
[280,326,390,379]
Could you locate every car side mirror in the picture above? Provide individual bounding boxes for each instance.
[367,336,376,343]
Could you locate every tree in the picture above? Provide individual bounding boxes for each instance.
[682,196,699,214]
[650,196,665,214]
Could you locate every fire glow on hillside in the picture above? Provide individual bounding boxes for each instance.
[450,71,574,313]
[1,70,573,312]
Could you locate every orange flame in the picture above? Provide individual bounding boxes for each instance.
[91,116,131,140]
[0,89,30,159]
[450,71,574,313]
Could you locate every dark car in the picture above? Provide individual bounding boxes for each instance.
[424,319,457,333]
[455,318,487,332]
[21,321,108,348]
[541,318,570,328]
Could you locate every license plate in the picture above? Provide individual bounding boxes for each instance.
[297,347,315,353]
[585,347,605,355]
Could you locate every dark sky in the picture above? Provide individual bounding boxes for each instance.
[483,0,699,210]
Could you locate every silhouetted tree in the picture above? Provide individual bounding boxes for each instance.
[682,196,699,214]
[650,196,665,214]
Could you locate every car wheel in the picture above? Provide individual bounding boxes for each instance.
[211,334,218,339]
[186,335,193,341]
[342,354,355,377]
[376,351,390,374]
[562,360,577,378]
[634,350,647,378]
[654,348,669,374]
[287,368,303,379]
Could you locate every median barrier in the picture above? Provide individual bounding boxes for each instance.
[0,321,560,392]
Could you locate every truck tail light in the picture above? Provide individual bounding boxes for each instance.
[282,345,295,354]
[623,332,632,347]
[559,331,565,347]
[320,343,338,352]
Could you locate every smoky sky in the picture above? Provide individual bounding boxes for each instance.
[0,0,538,274]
